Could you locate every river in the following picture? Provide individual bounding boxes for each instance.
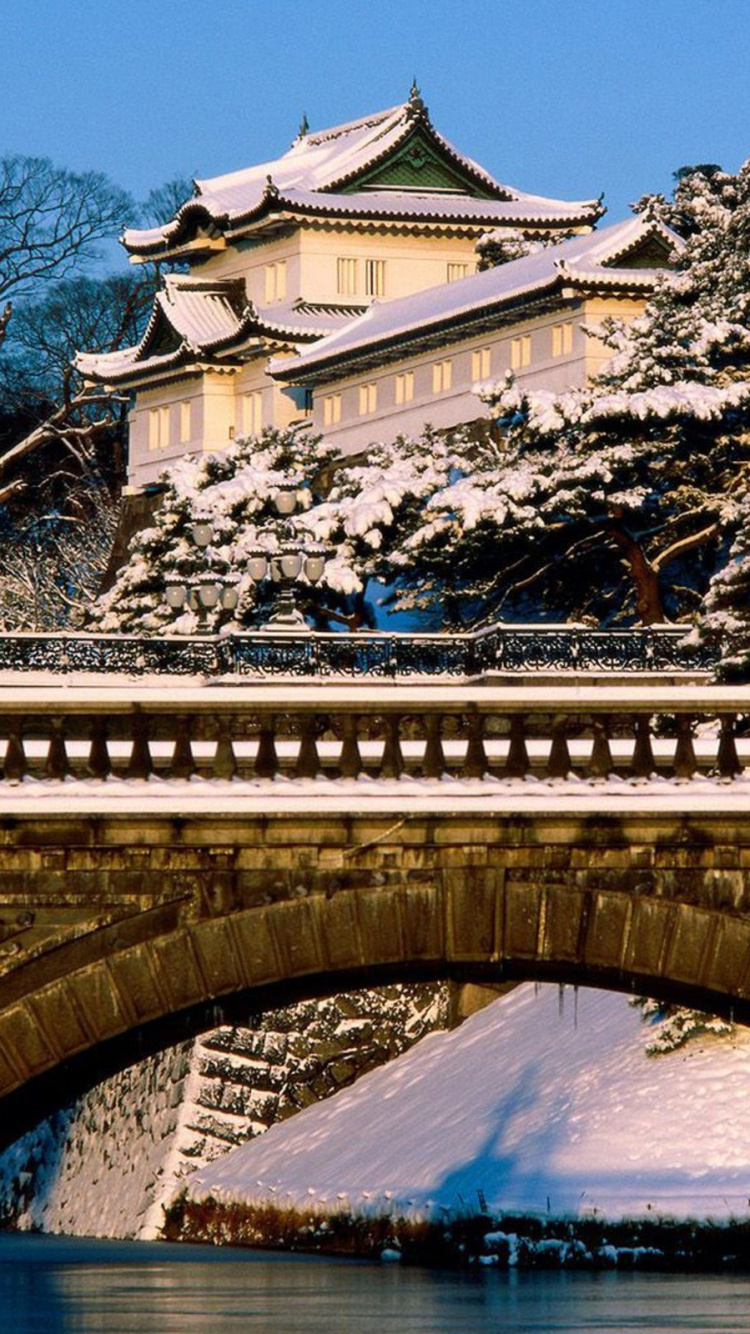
[2,1233,750,1333]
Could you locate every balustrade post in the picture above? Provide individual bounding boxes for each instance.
[296,714,321,779]
[505,715,529,779]
[3,719,26,783]
[171,715,196,779]
[547,717,572,779]
[87,717,111,779]
[588,716,614,779]
[380,715,404,779]
[632,715,655,779]
[673,715,697,779]
[213,717,237,780]
[462,713,488,778]
[422,713,445,779]
[254,717,279,779]
[339,715,362,779]
[717,714,743,778]
[128,708,153,780]
[45,718,69,780]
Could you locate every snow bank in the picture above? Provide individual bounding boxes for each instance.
[187,984,750,1222]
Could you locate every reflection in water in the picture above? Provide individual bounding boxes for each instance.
[2,1234,750,1333]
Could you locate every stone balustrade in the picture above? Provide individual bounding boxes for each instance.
[0,683,746,785]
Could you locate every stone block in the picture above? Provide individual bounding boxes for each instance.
[229,909,282,986]
[399,883,444,961]
[0,1002,54,1075]
[703,869,748,914]
[268,899,325,978]
[584,892,632,971]
[539,889,586,962]
[623,899,671,977]
[68,964,130,1042]
[503,882,542,960]
[319,893,363,971]
[353,887,405,966]
[701,917,750,997]
[662,903,714,986]
[149,932,206,1010]
[28,982,90,1058]
[193,919,244,996]
[445,866,500,962]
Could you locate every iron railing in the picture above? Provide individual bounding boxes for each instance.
[0,624,713,678]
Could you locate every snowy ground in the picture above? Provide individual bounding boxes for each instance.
[186,985,750,1223]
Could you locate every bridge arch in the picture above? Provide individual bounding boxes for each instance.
[0,806,749,1143]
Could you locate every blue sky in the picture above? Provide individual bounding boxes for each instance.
[3,0,750,264]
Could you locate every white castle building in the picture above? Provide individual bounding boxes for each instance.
[77,89,678,490]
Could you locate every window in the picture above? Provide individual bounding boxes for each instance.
[395,371,414,404]
[471,347,491,381]
[179,400,191,445]
[337,257,358,296]
[323,393,342,426]
[432,359,453,394]
[148,405,170,451]
[365,259,385,297]
[447,263,468,283]
[242,390,263,437]
[510,335,531,370]
[264,260,287,304]
[358,382,377,415]
[552,321,573,357]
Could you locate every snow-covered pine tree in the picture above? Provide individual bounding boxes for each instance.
[94,424,469,634]
[698,492,750,679]
[94,426,371,634]
[380,163,750,633]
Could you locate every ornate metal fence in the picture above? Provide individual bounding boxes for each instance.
[0,623,713,678]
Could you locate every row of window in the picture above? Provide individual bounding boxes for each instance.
[319,323,577,427]
[322,358,453,424]
[147,392,266,452]
[334,258,475,299]
[148,402,192,452]
[147,321,578,448]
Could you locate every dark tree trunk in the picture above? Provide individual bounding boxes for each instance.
[608,523,665,624]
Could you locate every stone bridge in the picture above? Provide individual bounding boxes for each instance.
[0,679,748,1142]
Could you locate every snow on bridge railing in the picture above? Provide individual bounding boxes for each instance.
[0,623,713,678]
[0,682,745,785]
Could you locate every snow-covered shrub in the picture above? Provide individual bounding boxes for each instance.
[631,997,734,1055]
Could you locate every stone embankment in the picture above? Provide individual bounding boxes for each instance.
[0,984,446,1238]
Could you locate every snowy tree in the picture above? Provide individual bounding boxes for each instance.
[94,423,475,634]
[387,161,750,630]
[95,427,362,634]
[697,493,750,679]
[0,480,119,630]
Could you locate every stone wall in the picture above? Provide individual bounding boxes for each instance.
[0,983,447,1239]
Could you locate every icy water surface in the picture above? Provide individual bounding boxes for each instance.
[2,1233,750,1333]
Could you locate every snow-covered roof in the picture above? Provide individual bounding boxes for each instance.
[123,92,603,259]
[270,215,684,384]
[75,276,347,388]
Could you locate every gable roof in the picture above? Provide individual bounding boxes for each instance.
[269,215,683,384]
[123,93,603,260]
[74,275,352,390]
